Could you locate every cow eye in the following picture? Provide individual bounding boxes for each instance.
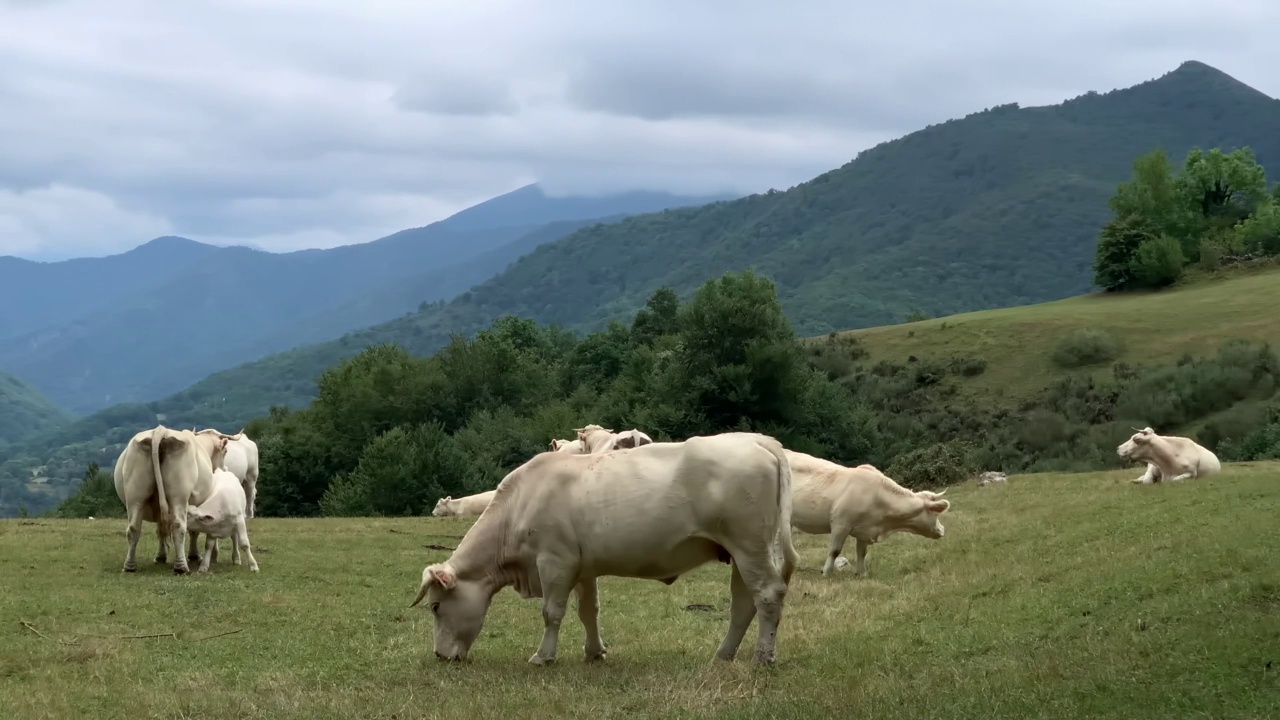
[430,602,440,614]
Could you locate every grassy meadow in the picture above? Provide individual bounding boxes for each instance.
[3,463,1280,719]
[835,264,1280,404]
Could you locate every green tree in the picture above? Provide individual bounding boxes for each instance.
[1175,147,1269,255]
[1093,214,1157,291]
[631,287,681,345]
[320,422,472,517]
[1108,148,1187,241]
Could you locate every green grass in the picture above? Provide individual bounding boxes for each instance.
[3,463,1280,719]
[829,264,1280,404]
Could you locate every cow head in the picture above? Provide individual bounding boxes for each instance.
[608,429,654,451]
[908,490,950,539]
[185,506,218,533]
[1118,427,1156,461]
[410,562,494,661]
[431,497,456,517]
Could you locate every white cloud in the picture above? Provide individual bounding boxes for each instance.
[0,184,173,260]
[0,0,1276,258]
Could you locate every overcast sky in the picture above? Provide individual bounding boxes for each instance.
[1,0,1277,260]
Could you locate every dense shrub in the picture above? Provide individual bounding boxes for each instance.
[886,440,980,490]
[49,463,122,519]
[1051,329,1121,369]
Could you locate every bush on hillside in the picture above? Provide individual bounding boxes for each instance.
[886,439,979,490]
[1051,328,1120,369]
[49,463,122,519]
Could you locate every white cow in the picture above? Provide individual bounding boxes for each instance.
[549,438,585,454]
[186,469,260,573]
[432,490,497,517]
[575,424,654,453]
[197,428,260,518]
[411,432,799,666]
[786,450,951,577]
[113,425,229,574]
[1118,426,1221,484]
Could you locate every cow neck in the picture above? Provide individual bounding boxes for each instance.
[447,496,519,599]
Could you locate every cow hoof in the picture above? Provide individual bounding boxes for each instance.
[173,566,190,576]
[249,565,260,573]
[528,654,556,666]
[154,557,166,564]
[122,566,137,573]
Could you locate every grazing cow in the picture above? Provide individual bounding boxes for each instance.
[785,450,951,577]
[186,469,260,573]
[113,425,229,574]
[1118,426,1221,484]
[431,490,497,517]
[411,432,799,666]
[196,428,260,518]
[575,424,654,453]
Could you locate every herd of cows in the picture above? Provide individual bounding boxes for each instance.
[108,419,1222,667]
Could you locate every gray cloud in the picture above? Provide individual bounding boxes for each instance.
[0,0,1276,259]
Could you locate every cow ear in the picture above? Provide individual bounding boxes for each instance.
[925,498,951,514]
[201,513,216,524]
[427,563,457,590]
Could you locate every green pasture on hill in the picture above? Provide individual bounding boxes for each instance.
[3,463,1279,719]
[835,264,1280,404]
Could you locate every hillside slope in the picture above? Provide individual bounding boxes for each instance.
[106,59,1280,424]
[5,464,1279,718]
[0,371,71,446]
[0,186,729,413]
[832,262,1280,405]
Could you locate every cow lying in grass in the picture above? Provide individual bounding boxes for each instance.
[1118,426,1221,484]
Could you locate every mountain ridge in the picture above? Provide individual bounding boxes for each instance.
[0,185,733,413]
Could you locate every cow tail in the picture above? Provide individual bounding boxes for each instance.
[151,426,170,527]
[761,437,798,585]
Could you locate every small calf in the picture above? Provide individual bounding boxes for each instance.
[186,469,259,573]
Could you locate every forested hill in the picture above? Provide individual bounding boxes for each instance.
[142,60,1279,415]
[0,371,71,447]
[5,60,1278,470]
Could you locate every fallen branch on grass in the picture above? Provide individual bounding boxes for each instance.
[20,620,79,646]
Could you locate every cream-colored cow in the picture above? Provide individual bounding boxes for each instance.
[575,424,654,453]
[431,490,497,517]
[1118,426,1221,483]
[113,425,229,574]
[411,432,799,666]
[186,469,259,573]
[197,428,260,518]
[786,450,951,577]
[549,438,586,453]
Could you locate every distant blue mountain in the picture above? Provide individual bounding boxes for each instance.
[0,184,736,416]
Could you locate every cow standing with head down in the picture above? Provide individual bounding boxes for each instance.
[411,432,799,666]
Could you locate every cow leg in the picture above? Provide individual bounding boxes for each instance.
[153,523,169,564]
[186,529,202,565]
[713,561,757,662]
[720,548,789,666]
[210,539,219,564]
[822,525,852,576]
[245,474,258,520]
[575,577,605,661]
[235,518,259,572]
[1132,463,1158,484]
[170,504,192,575]
[198,536,215,573]
[529,563,575,666]
[854,539,870,577]
[122,509,145,573]
[1169,471,1194,482]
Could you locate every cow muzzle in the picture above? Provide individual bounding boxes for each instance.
[435,651,465,662]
